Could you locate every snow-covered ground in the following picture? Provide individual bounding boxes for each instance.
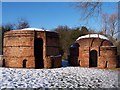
[0,66,119,89]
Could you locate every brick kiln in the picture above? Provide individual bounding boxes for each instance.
[3,28,62,68]
[68,34,118,68]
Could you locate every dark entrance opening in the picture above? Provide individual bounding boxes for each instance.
[2,59,5,67]
[89,50,97,67]
[23,59,27,68]
[69,43,80,66]
[34,38,44,69]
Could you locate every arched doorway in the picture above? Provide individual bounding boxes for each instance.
[34,38,44,69]
[23,59,27,68]
[89,50,97,67]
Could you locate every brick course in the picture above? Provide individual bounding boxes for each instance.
[69,35,118,68]
[3,29,62,68]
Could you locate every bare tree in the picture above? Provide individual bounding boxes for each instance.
[108,13,118,37]
[101,13,109,35]
[75,2,119,36]
[101,13,119,38]
[75,2,102,20]
[75,2,120,55]
[2,23,15,32]
[16,19,30,29]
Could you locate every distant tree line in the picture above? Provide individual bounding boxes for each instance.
[54,26,89,59]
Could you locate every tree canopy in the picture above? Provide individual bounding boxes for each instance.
[54,25,89,59]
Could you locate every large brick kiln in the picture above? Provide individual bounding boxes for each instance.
[3,28,62,68]
[68,34,118,68]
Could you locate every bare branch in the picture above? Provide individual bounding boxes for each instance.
[75,2,102,20]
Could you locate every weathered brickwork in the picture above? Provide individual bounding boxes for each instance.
[3,29,62,69]
[68,34,118,69]
[44,55,62,68]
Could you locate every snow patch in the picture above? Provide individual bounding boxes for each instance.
[21,28,45,31]
[0,67,119,88]
[76,34,109,41]
[13,28,53,32]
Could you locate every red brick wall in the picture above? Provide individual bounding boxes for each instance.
[69,38,117,68]
[98,46,117,68]
[3,30,62,68]
[3,30,35,68]
[46,32,60,56]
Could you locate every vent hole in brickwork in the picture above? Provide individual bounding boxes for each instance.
[23,59,27,68]
[105,61,108,68]
[34,38,44,69]
[89,50,97,67]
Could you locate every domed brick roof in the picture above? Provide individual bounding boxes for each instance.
[76,34,109,41]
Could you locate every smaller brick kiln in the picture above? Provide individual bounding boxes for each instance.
[68,34,118,68]
[3,28,62,68]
